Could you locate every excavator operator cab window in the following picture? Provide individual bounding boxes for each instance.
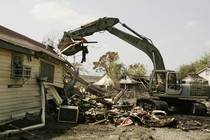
[167,72,180,90]
[152,72,166,93]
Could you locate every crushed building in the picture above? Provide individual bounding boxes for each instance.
[0,25,66,133]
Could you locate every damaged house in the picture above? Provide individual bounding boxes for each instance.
[0,25,65,127]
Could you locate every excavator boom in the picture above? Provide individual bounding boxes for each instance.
[66,17,119,37]
[61,17,165,70]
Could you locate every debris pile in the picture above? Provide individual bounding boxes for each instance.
[177,119,209,131]
[45,69,210,131]
[54,87,177,128]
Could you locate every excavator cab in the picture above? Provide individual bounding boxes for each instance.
[150,70,182,95]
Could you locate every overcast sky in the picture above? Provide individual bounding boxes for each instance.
[1,0,210,75]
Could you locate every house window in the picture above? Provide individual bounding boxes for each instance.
[40,61,55,82]
[11,54,31,79]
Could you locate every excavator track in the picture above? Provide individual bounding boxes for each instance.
[175,100,207,116]
[162,98,207,116]
[136,98,168,112]
[191,102,207,115]
[136,98,207,116]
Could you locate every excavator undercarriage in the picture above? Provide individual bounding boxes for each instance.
[136,97,207,116]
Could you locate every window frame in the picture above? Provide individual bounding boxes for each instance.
[11,54,31,79]
[40,60,55,83]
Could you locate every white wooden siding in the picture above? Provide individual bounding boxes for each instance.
[0,47,64,124]
[0,48,41,124]
[40,58,64,88]
[53,63,64,88]
[198,68,210,85]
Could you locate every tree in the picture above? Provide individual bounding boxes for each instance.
[178,64,196,79]
[93,52,123,87]
[199,49,210,66]
[126,63,147,77]
[177,49,210,79]
[42,31,61,52]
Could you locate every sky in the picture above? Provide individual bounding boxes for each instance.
[1,0,210,75]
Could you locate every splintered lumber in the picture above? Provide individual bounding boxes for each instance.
[113,88,128,104]
[89,119,108,125]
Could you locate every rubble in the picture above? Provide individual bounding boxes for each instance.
[56,62,183,128]
[44,81,210,133]
[50,86,178,128]
[177,119,208,131]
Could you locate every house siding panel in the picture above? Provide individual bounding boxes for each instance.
[39,58,64,88]
[0,25,65,125]
[53,64,64,88]
[0,48,41,124]
[198,68,210,85]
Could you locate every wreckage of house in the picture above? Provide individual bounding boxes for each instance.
[0,25,65,125]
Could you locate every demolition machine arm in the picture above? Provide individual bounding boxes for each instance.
[61,17,165,70]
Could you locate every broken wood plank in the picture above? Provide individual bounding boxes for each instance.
[89,119,108,125]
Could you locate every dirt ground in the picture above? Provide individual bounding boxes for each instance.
[2,113,210,140]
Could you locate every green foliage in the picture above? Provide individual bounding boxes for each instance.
[93,52,121,73]
[178,64,196,79]
[178,49,210,79]
[126,63,147,77]
[93,52,123,86]
[93,51,149,88]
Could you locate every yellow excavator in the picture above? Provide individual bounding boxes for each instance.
[58,17,210,115]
